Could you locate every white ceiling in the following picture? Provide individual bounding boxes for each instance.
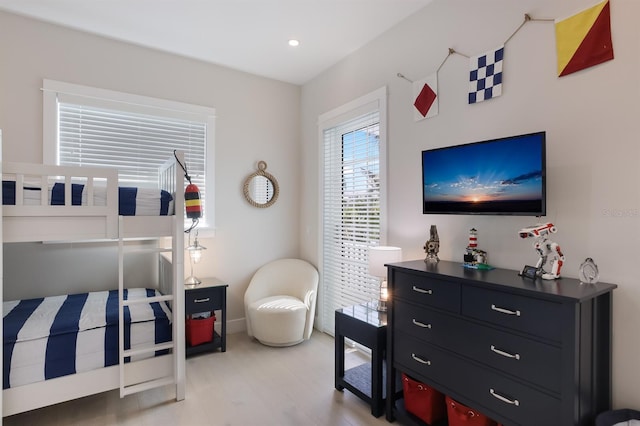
[0,0,433,85]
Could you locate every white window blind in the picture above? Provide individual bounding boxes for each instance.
[59,102,205,183]
[43,79,215,229]
[321,110,381,334]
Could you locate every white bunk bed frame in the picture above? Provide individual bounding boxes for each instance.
[0,146,186,418]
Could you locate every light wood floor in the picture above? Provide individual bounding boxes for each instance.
[4,332,390,426]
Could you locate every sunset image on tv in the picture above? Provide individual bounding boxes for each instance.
[422,132,545,215]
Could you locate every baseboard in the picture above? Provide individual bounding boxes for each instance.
[214,317,246,335]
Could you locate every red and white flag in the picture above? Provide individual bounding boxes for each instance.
[413,73,438,121]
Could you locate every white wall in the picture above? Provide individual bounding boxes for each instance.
[300,0,640,410]
[0,11,301,330]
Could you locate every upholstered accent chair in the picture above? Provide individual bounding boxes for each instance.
[244,258,319,347]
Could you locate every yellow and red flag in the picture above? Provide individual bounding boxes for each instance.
[555,0,614,77]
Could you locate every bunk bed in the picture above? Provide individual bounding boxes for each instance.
[0,145,186,417]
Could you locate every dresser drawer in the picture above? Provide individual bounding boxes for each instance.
[395,333,561,426]
[394,300,463,351]
[458,357,561,426]
[462,286,562,342]
[394,331,456,387]
[396,300,561,393]
[393,270,460,313]
[457,320,562,393]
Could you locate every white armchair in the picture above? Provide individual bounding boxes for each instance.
[244,258,319,347]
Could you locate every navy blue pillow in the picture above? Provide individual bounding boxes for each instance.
[2,181,16,205]
[51,183,84,206]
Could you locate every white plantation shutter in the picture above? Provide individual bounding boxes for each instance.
[320,87,387,335]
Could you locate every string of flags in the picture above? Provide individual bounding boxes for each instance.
[404,0,614,122]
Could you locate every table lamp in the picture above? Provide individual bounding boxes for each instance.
[185,231,206,286]
[368,246,402,311]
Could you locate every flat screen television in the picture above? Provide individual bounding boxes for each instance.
[422,131,546,216]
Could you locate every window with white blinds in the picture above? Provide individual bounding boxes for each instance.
[42,79,215,228]
[319,87,387,335]
[59,103,206,187]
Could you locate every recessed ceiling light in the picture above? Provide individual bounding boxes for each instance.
[288,39,300,47]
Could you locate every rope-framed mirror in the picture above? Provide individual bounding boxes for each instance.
[243,160,279,208]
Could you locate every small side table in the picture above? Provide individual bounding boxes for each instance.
[185,277,228,357]
[335,302,398,417]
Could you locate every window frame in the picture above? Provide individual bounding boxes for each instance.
[42,79,216,233]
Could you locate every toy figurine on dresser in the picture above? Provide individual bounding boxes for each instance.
[463,228,490,269]
[424,225,440,263]
[518,222,565,279]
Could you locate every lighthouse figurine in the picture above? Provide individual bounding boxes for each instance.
[463,228,490,269]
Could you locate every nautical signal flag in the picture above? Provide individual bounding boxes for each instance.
[469,45,504,104]
[555,0,614,77]
[413,73,438,121]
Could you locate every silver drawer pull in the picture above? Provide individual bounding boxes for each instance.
[490,388,520,406]
[412,319,432,329]
[412,286,433,295]
[491,304,521,316]
[411,353,431,365]
[194,298,210,303]
[490,345,521,360]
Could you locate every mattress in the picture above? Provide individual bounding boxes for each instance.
[3,288,172,389]
[2,181,174,216]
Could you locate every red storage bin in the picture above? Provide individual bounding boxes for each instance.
[446,395,499,426]
[186,313,216,346]
[402,373,447,424]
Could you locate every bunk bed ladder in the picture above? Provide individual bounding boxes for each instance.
[117,217,181,399]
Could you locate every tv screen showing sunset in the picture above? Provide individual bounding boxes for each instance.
[422,132,545,215]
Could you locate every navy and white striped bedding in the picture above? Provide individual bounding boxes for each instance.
[3,288,172,389]
[2,181,174,216]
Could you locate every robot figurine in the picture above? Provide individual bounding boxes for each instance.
[518,222,565,280]
[424,225,440,263]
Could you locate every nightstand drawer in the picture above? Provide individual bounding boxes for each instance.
[186,287,224,313]
[462,286,562,342]
[393,271,460,313]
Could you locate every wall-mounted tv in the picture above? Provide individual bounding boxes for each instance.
[422,131,546,216]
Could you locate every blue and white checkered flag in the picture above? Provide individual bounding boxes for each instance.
[469,45,504,104]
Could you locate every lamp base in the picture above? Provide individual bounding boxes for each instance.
[185,276,202,288]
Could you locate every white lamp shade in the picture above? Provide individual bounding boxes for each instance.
[368,246,402,278]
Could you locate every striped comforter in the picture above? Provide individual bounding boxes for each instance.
[3,288,172,389]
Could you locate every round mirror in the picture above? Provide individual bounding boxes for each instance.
[243,161,279,208]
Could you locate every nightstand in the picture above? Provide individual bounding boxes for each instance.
[335,302,401,417]
[185,277,228,356]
